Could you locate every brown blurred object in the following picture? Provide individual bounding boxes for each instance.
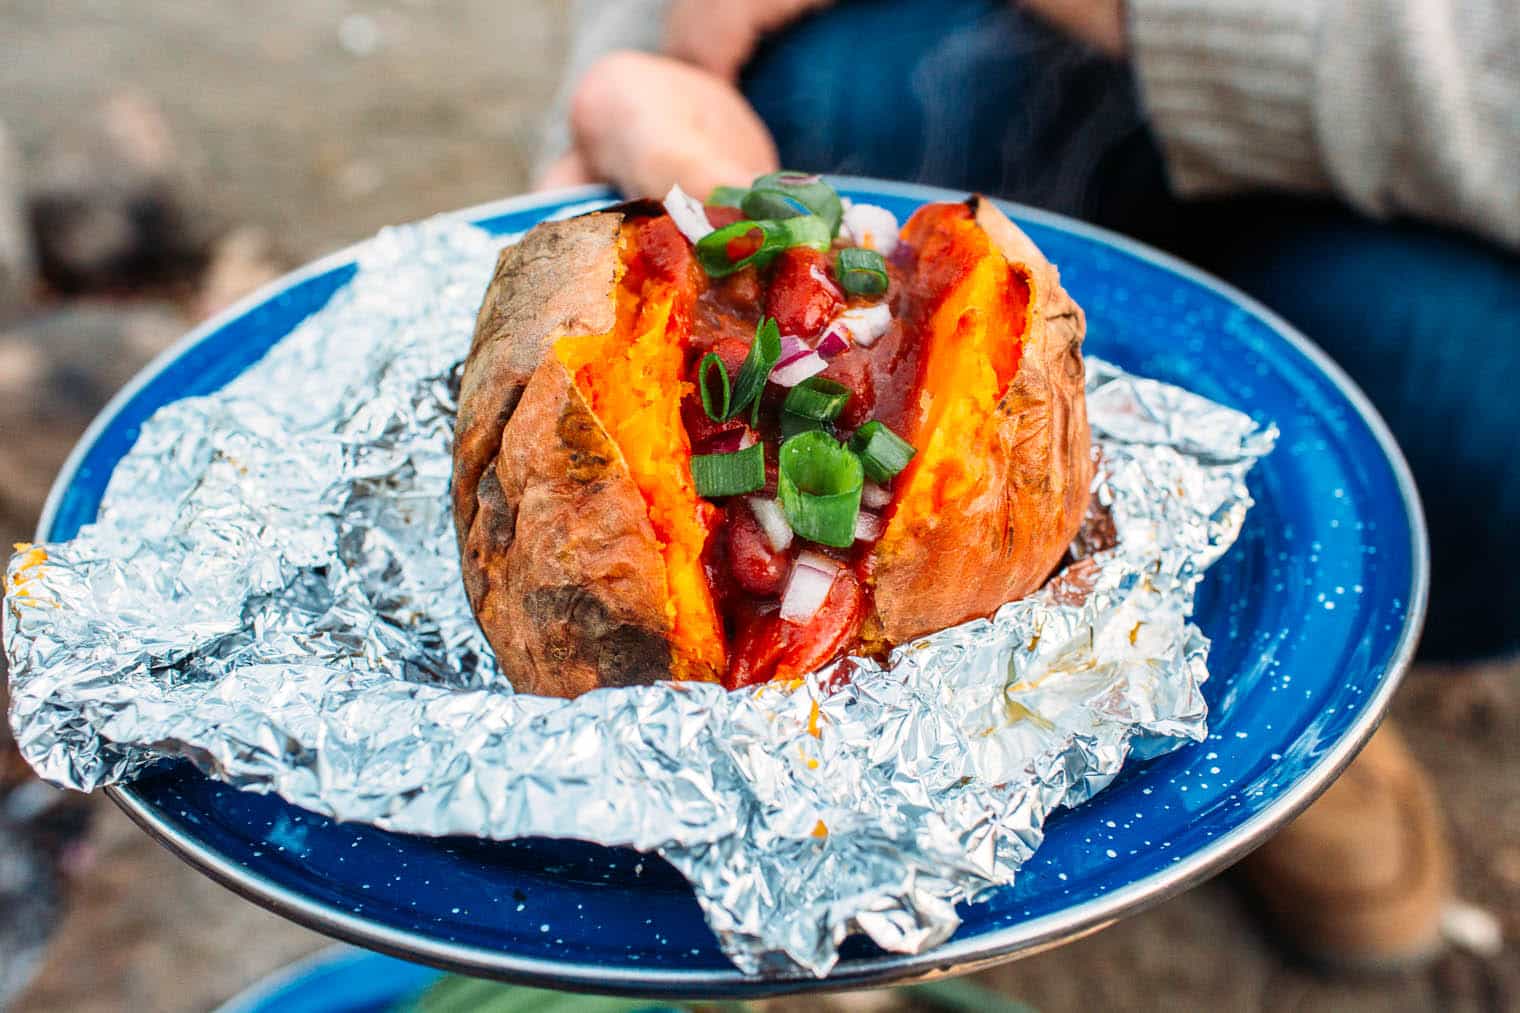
[27,91,212,296]
[1236,723,1451,969]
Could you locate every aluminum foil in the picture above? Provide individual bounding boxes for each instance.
[5,217,1273,977]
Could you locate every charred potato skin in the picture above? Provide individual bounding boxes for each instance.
[868,197,1093,644]
[454,207,688,698]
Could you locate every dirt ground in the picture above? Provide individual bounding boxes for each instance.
[1,3,1516,1011]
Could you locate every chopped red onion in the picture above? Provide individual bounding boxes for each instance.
[861,481,892,509]
[662,183,714,246]
[816,328,851,360]
[770,351,828,387]
[853,511,882,542]
[780,551,838,622]
[777,335,814,367]
[833,304,892,348]
[841,203,900,256]
[747,497,793,553]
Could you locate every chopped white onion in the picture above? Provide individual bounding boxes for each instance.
[861,481,892,509]
[777,334,813,366]
[853,511,882,542]
[770,350,828,387]
[780,551,839,622]
[833,304,892,347]
[747,497,793,553]
[662,183,714,246]
[841,203,900,256]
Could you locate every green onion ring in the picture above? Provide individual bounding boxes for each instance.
[778,430,864,548]
[694,219,785,277]
[698,352,731,422]
[782,377,850,423]
[741,171,844,236]
[780,215,833,253]
[726,317,782,423]
[835,247,890,297]
[780,409,828,440]
[849,420,917,483]
[691,442,766,498]
[706,185,748,208]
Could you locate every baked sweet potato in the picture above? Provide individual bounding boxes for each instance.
[453,190,1091,698]
[866,197,1091,647]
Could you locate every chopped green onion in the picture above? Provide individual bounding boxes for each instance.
[780,215,833,253]
[706,185,748,208]
[694,219,783,277]
[726,317,782,422]
[693,216,834,277]
[778,430,863,548]
[849,420,917,483]
[836,248,889,297]
[691,442,765,498]
[697,353,731,422]
[741,171,844,236]
[782,377,850,423]
[780,410,827,440]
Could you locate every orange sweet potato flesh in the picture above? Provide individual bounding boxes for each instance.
[868,198,1092,645]
[453,197,1091,697]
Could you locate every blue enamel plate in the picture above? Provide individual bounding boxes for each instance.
[40,180,1426,998]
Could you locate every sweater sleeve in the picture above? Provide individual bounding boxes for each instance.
[537,0,674,179]
[1129,0,1520,249]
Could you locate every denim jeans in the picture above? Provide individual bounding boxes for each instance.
[742,0,1520,660]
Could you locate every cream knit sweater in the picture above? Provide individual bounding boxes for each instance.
[547,0,1520,249]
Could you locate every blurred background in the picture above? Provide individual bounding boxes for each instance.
[0,2,1515,1010]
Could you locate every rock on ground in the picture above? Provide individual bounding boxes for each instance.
[26,91,212,294]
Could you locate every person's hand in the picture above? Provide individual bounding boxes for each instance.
[665,0,835,80]
[545,50,780,199]
[537,150,595,191]
[1017,0,1127,57]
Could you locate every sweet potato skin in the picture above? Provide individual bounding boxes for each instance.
[486,355,676,697]
[868,198,1092,644]
[453,212,622,553]
[454,210,694,698]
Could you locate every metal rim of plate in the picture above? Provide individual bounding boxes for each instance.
[37,179,1430,997]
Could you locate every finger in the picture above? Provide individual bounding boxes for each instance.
[535,151,597,192]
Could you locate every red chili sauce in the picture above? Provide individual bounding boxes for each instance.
[626,206,981,689]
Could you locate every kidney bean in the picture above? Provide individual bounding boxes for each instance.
[765,248,842,340]
[725,568,864,689]
[724,501,789,598]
